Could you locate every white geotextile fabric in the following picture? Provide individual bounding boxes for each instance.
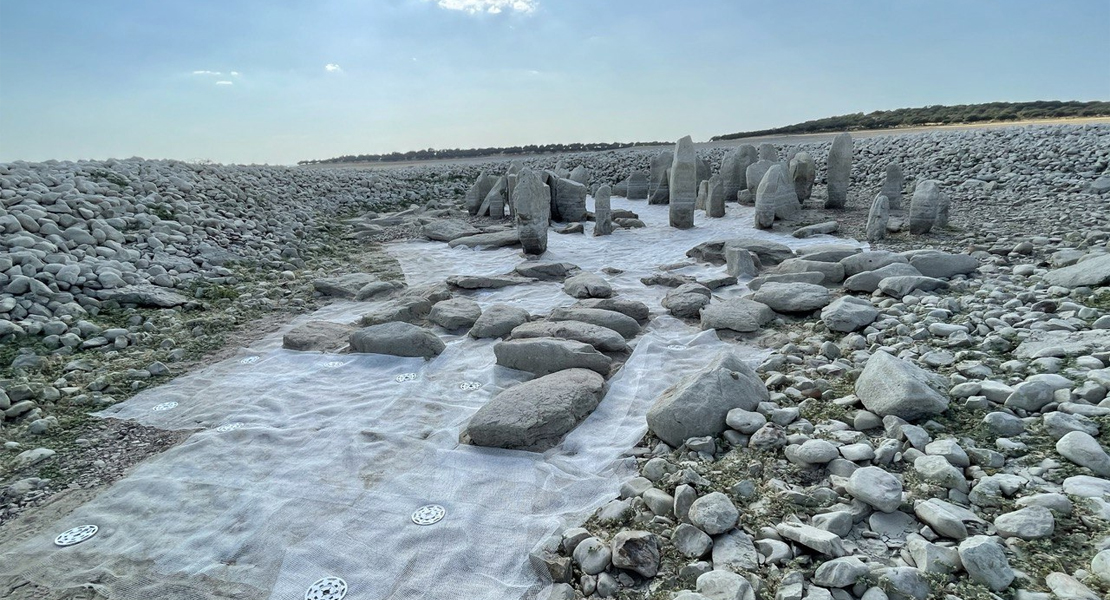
[2,197,860,600]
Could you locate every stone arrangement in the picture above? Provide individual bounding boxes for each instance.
[2,123,1110,600]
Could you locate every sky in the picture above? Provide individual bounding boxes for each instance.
[1,0,1108,165]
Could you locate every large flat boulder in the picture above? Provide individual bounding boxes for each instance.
[574,298,651,322]
[646,350,769,446]
[687,238,794,266]
[282,321,354,351]
[447,229,520,249]
[751,282,831,313]
[494,338,612,376]
[700,298,775,333]
[469,304,530,339]
[856,351,949,421]
[98,285,191,308]
[843,262,923,293]
[1042,253,1110,288]
[510,320,628,352]
[904,250,978,279]
[422,219,481,242]
[349,322,445,359]
[466,368,606,451]
[821,296,879,332]
[550,307,640,339]
[428,298,483,330]
[313,274,381,298]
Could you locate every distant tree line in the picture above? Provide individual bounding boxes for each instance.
[299,141,668,165]
[711,101,1110,141]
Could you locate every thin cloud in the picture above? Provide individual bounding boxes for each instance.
[325,63,342,72]
[432,0,537,14]
[215,80,233,85]
[192,70,222,76]
[230,71,241,77]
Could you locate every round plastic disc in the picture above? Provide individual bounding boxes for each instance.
[395,373,417,383]
[152,401,178,412]
[216,422,244,432]
[412,504,446,526]
[55,525,98,547]
[304,576,347,600]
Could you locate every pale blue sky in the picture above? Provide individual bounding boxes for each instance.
[1,0,1108,165]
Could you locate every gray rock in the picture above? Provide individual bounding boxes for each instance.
[711,529,760,572]
[574,298,651,322]
[867,194,890,242]
[563,272,612,299]
[843,262,922,293]
[428,298,483,330]
[626,171,648,200]
[846,466,903,513]
[725,246,758,278]
[750,282,831,313]
[687,238,794,266]
[877,275,949,299]
[548,175,587,222]
[465,171,497,215]
[725,408,766,434]
[914,498,982,539]
[422,219,481,242]
[1042,253,1110,288]
[908,180,942,234]
[550,307,640,339]
[98,285,190,307]
[493,338,612,377]
[906,538,960,574]
[466,369,605,451]
[514,168,550,255]
[672,523,713,558]
[359,297,432,325]
[448,229,520,249]
[688,492,739,535]
[649,150,672,204]
[514,261,578,281]
[469,304,530,339]
[510,320,628,352]
[572,537,611,575]
[720,148,748,204]
[446,274,532,289]
[789,151,816,201]
[826,133,853,209]
[1004,381,1055,412]
[593,184,613,236]
[646,350,769,447]
[993,506,1054,540]
[840,251,909,277]
[700,298,775,333]
[755,164,797,228]
[792,221,838,239]
[745,159,773,197]
[669,136,697,229]
[349,322,444,359]
[706,175,726,218]
[775,522,847,557]
[914,455,968,491]
[282,320,354,352]
[696,570,755,600]
[957,536,1014,591]
[813,557,869,588]
[855,351,949,421]
[821,296,879,332]
[663,283,712,319]
[876,567,930,600]
[881,164,904,210]
[905,250,978,279]
[611,530,660,577]
[1056,431,1110,476]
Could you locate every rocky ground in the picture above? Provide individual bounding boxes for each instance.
[2,123,1110,600]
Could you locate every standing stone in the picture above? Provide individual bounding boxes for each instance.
[755,164,797,228]
[935,190,950,229]
[550,176,587,222]
[707,175,725,218]
[788,151,816,201]
[553,160,570,179]
[745,160,774,197]
[649,151,672,204]
[696,156,711,188]
[909,180,942,234]
[481,176,507,218]
[881,164,904,210]
[465,171,497,216]
[515,168,550,255]
[506,173,518,218]
[695,180,709,211]
[569,165,589,187]
[720,148,745,202]
[867,194,890,242]
[826,132,853,209]
[669,136,697,229]
[627,171,648,200]
[593,185,613,236]
[758,143,778,161]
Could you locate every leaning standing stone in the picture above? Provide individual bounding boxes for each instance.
[720,148,745,202]
[707,174,725,218]
[649,150,672,204]
[593,184,613,236]
[867,194,890,242]
[669,136,697,229]
[789,151,816,201]
[755,164,797,228]
[515,168,550,255]
[881,164,904,209]
[825,132,853,209]
[909,180,942,234]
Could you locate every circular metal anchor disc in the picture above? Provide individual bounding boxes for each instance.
[240,356,260,365]
[395,373,417,383]
[323,361,345,369]
[458,381,482,391]
[412,504,446,526]
[216,422,244,433]
[304,576,347,600]
[55,525,98,547]
[152,401,178,412]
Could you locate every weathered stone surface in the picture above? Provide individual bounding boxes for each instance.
[840,250,909,276]
[706,175,725,218]
[843,262,923,293]
[669,136,697,229]
[711,530,760,572]
[856,351,949,420]
[510,320,628,352]
[792,221,837,239]
[549,175,587,223]
[349,322,445,359]
[789,151,816,201]
[771,257,845,284]
[448,229,520,249]
[700,298,775,333]
[745,159,773,197]
[550,307,640,339]
[958,536,1014,591]
[725,246,757,278]
[649,150,672,204]
[469,304,530,339]
[826,133,853,209]
[662,283,712,319]
[821,296,879,332]
[877,275,949,299]
[282,321,354,352]
[593,184,613,236]
[494,338,612,377]
[626,171,648,200]
[688,238,794,266]
[688,492,738,535]
[611,530,660,577]
[993,506,1054,540]
[646,350,768,446]
[750,282,831,313]
[908,180,942,234]
[466,368,605,451]
[428,298,483,330]
[1042,253,1110,288]
[1056,431,1110,476]
[514,168,550,255]
[719,147,748,203]
[99,285,191,307]
[904,250,978,279]
[446,274,531,290]
[563,272,612,299]
[465,171,496,215]
[422,219,481,242]
[776,522,847,557]
[881,164,904,210]
[867,194,890,242]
